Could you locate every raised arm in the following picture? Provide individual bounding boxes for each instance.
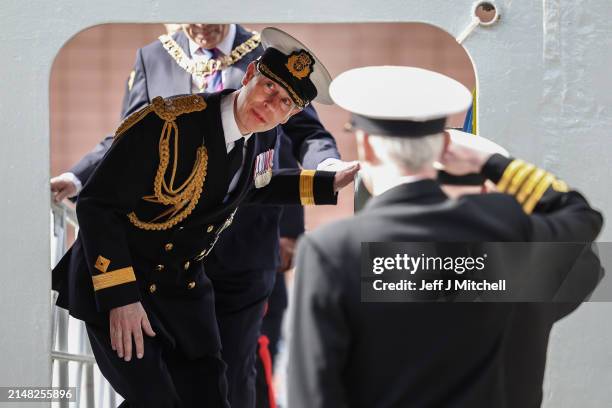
[245,164,359,206]
[480,154,603,242]
[281,104,340,169]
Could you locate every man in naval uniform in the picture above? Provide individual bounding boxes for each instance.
[454,94,604,408]
[50,23,349,406]
[52,28,358,408]
[287,66,603,407]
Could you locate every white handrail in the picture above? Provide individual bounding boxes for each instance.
[50,199,120,408]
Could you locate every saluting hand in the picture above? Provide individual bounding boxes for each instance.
[109,302,156,362]
[439,135,492,176]
[333,162,360,192]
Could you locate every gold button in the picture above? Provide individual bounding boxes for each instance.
[149,284,157,293]
[194,250,206,261]
[206,225,214,233]
[184,261,190,270]
[155,264,165,271]
[164,243,174,251]
[187,281,196,289]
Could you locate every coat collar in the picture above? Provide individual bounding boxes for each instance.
[173,30,191,57]
[224,24,263,89]
[233,24,253,47]
[364,179,448,212]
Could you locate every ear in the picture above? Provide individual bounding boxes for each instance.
[355,131,374,194]
[242,61,257,86]
[440,131,451,160]
[358,132,381,165]
[280,107,303,124]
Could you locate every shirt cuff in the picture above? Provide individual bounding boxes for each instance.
[59,172,83,196]
[316,158,350,171]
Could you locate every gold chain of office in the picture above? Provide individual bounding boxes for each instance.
[159,32,261,78]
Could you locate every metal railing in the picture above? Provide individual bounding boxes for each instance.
[51,201,121,408]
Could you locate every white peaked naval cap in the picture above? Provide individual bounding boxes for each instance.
[330,66,472,137]
[446,129,509,157]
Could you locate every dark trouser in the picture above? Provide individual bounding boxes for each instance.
[207,255,277,408]
[86,322,229,408]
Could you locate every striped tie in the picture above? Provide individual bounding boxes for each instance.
[206,48,224,92]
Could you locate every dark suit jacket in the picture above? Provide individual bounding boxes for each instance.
[69,26,339,272]
[288,155,603,408]
[278,132,306,238]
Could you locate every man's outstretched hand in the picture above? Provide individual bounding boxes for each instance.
[333,162,360,192]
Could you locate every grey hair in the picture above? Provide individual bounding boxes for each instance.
[368,133,445,172]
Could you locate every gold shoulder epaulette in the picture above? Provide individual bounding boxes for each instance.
[125,95,209,231]
[114,94,206,139]
[150,94,207,121]
[159,32,261,78]
[497,159,570,214]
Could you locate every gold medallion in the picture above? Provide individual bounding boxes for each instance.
[285,51,313,80]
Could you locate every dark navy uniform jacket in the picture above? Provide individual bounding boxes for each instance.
[278,133,306,238]
[289,154,603,408]
[69,26,339,273]
[52,91,337,359]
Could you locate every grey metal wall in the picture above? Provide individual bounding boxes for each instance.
[1,0,610,406]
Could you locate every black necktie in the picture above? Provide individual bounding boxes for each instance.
[227,138,245,182]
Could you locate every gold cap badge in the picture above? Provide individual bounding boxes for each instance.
[285,51,313,80]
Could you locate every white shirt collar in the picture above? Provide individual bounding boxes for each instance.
[216,24,237,56]
[188,24,237,57]
[221,91,252,149]
[372,174,430,196]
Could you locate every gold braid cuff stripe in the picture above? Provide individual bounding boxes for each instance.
[516,168,546,204]
[552,179,569,193]
[122,95,208,231]
[257,62,306,108]
[159,32,261,78]
[495,157,572,214]
[496,159,525,193]
[92,267,136,291]
[523,173,555,214]
[299,170,316,205]
[507,163,536,195]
